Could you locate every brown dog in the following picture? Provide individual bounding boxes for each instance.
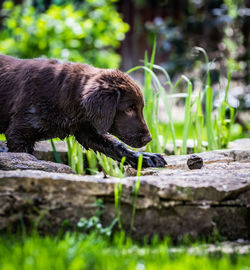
[0,55,166,168]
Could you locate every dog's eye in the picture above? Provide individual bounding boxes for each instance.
[125,105,136,114]
[124,105,137,116]
[131,105,136,111]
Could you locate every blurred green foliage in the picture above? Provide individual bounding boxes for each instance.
[145,0,249,83]
[0,0,129,68]
[0,232,250,270]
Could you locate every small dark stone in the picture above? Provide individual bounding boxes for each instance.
[187,154,203,170]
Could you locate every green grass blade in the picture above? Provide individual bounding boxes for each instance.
[130,154,143,231]
[205,84,216,150]
[195,92,204,152]
[66,137,74,171]
[86,150,98,175]
[76,143,84,174]
[194,46,211,86]
[114,182,123,230]
[50,139,62,164]
[181,75,193,154]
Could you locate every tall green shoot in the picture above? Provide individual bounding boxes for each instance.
[130,154,143,231]
[193,92,204,152]
[66,136,84,174]
[217,69,235,148]
[181,76,193,154]
[143,40,161,153]
[50,139,62,164]
[114,157,126,230]
[195,47,216,150]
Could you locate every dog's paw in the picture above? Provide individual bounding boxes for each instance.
[141,152,167,168]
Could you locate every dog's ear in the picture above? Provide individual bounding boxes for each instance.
[82,88,120,134]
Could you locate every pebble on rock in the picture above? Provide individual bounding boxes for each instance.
[187,154,203,170]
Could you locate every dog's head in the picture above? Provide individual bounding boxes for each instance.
[81,69,152,148]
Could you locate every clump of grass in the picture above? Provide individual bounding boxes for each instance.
[128,43,235,155]
[65,136,126,176]
[97,154,126,178]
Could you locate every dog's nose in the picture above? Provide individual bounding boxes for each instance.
[142,134,152,145]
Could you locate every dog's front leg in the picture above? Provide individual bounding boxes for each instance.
[74,128,166,168]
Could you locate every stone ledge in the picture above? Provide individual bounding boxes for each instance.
[0,146,249,240]
[0,152,74,174]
